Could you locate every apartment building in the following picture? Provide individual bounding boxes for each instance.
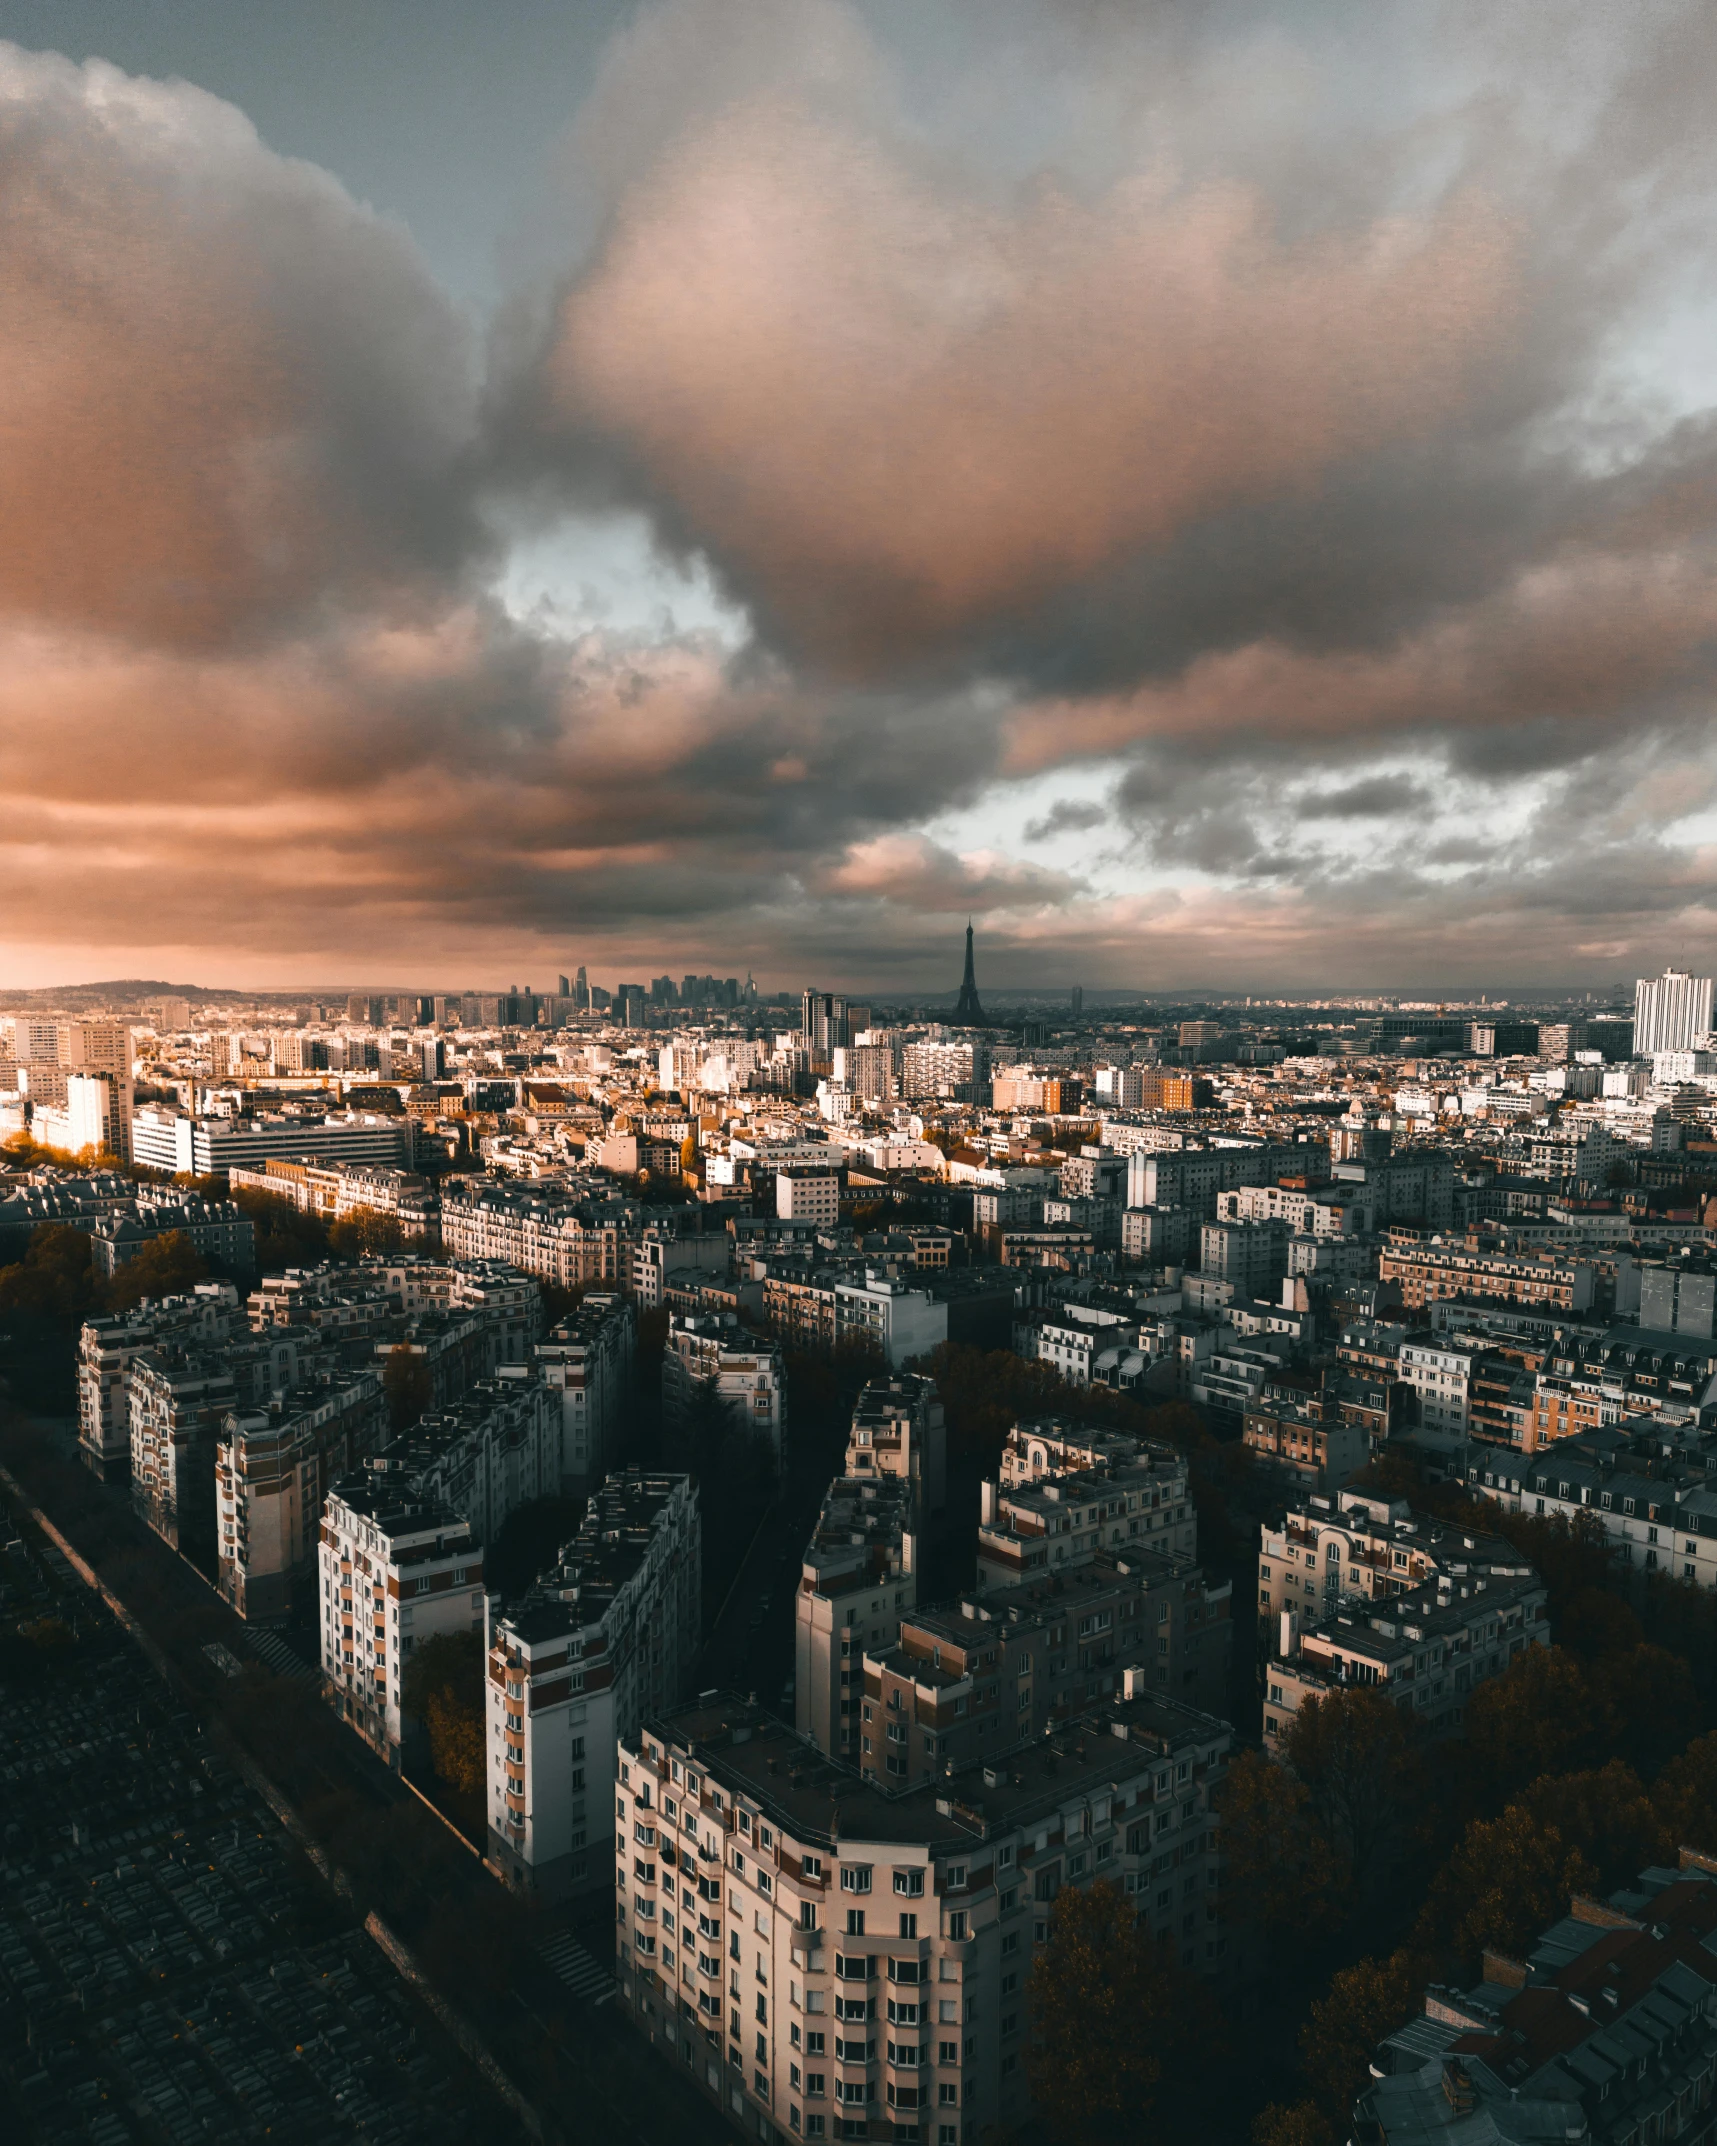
[663,1313,789,1464]
[796,1476,920,1764]
[364,1375,559,1547]
[900,1040,990,1101]
[1198,1219,1290,1295]
[129,1328,324,1562]
[227,1158,439,1239]
[215,1368,386,1623]
[1011,1305,1142,1392]
[1126,1140,1332,1220]
[846,1372,947,1515]
[862,1554,1231,1787]
[130,1107,415,1177]
[1399,1337,1481,1445]
[1214,1181,1367,1236]
[31,1071,135,1161]
[1378,1240,1594,1314]
[1263,1554,1548,1750]
[439,1179,637,1290]
[1241,1385,1372,1497]
[1527,1327,1717,1452]
[1469,1419,1717,1589]
[1356,1856,1717,2146]
[977,1454,1197,1589]
[778,1168,842,1227]
[76,1282,241,1479]
[91,1196,256,1282]
[318,1479,485,1764]
[615,1687,1234,2145]
[536,1293,636,1493]
[486,1470,701,1898]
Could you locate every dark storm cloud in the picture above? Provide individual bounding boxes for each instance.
[1023,799,1109,842]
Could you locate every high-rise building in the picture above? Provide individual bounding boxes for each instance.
[1070,984,1084,1016]
[800,990,848,1055]
[1634,968,1714,1054]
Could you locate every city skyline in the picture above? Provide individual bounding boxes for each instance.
[7,2,1717,991]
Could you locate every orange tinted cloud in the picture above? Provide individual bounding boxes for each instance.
[538,96,1518,668]
[0,46,477,652]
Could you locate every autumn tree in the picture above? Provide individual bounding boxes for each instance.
[1464,1645,1601,1802]
[0,1221,96,1319]
[1026,1881,1194,2146]
[1418,1804,1598,1965]
[1300,1950,1427,2123]
[402,1629,485,1799]
[1217,1750,1341,1937]
[1654,1730,1717,1856]
[327,1204,406,1259]
[1282,1686,1418,1905]
[102,1229,209,1312]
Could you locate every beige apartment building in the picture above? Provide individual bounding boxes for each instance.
[615,1687,1235,2144]
[1378,1241,1594,1314]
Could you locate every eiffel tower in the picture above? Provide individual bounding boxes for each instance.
[953,921,988,1026]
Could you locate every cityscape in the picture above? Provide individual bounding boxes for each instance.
[9,5,1717,2146]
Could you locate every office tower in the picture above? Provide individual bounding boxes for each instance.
[1635,968,1714,1054]
[800,990,848,1054]
[558,975,570,997]
[1071,984,1084,1016]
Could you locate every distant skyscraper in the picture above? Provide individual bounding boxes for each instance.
[1635,968,1713,1054]
[800,991,848,1054]
[1071,985,1084,1016]
[558,975,570,996]
[953,923,988,1026]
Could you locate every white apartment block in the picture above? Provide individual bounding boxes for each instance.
[130,1108,415,1177]
[1214,1182,1368,1237]
[319,1479,486,1765]
[76,1283,241,1479]
[364,1374,560,1547]
[832,1273,948,1372]
[778,1168,842,1228]
[796,1475,920,1764]
[1399,1339,1479,1447]
[486,1470,700,1898]
[1635,968,1714,1056]
[615,1687,1235,2145]
[846,1372,947,1515]
[664,1314,790,1464]
[32,1073,134,1161]
[537,1292,636,1493]
[215,1368,387,1624]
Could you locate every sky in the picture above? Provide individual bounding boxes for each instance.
[4,0,1717,997]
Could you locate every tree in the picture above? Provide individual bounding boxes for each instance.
[0,1221,96,1319]
[1528,1761,1665,1889]
[1464,1646,1601,1801]
[1025,1881,1177,2146]
[228,1187,330,1273]
[1418,1804,1598,1965]
[383,1345,434,1435]
[1217,1750,1341,1937]
[1254,2105,1336,2146]
[402,1629,485,1797]
[1654,1730,1717,1856]
[327,1204,406,1259]
[1299,1950,1427,2127]
[1592,1644,1705,1780]
[102,1230,208,1312]
[1282,1686,1418,1905]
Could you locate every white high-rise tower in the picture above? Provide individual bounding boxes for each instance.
[1634,968,1714,1054]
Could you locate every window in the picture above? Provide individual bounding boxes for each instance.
[802,1855,824,1879]
[845,1911,866,1937]
[945,1865,966,1890]
[939,2040,958,2064]
[805,2074,826,2098]
[894,1868,925,1896]
[946,1911,968,1940]
[842,1866,873,1894]
[899,1915,917,1939]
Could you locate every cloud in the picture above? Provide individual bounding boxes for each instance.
[0,44,481,652]
[1294,776,1427,820]
[509,22,1517,672]
[1024,799,1109,842]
